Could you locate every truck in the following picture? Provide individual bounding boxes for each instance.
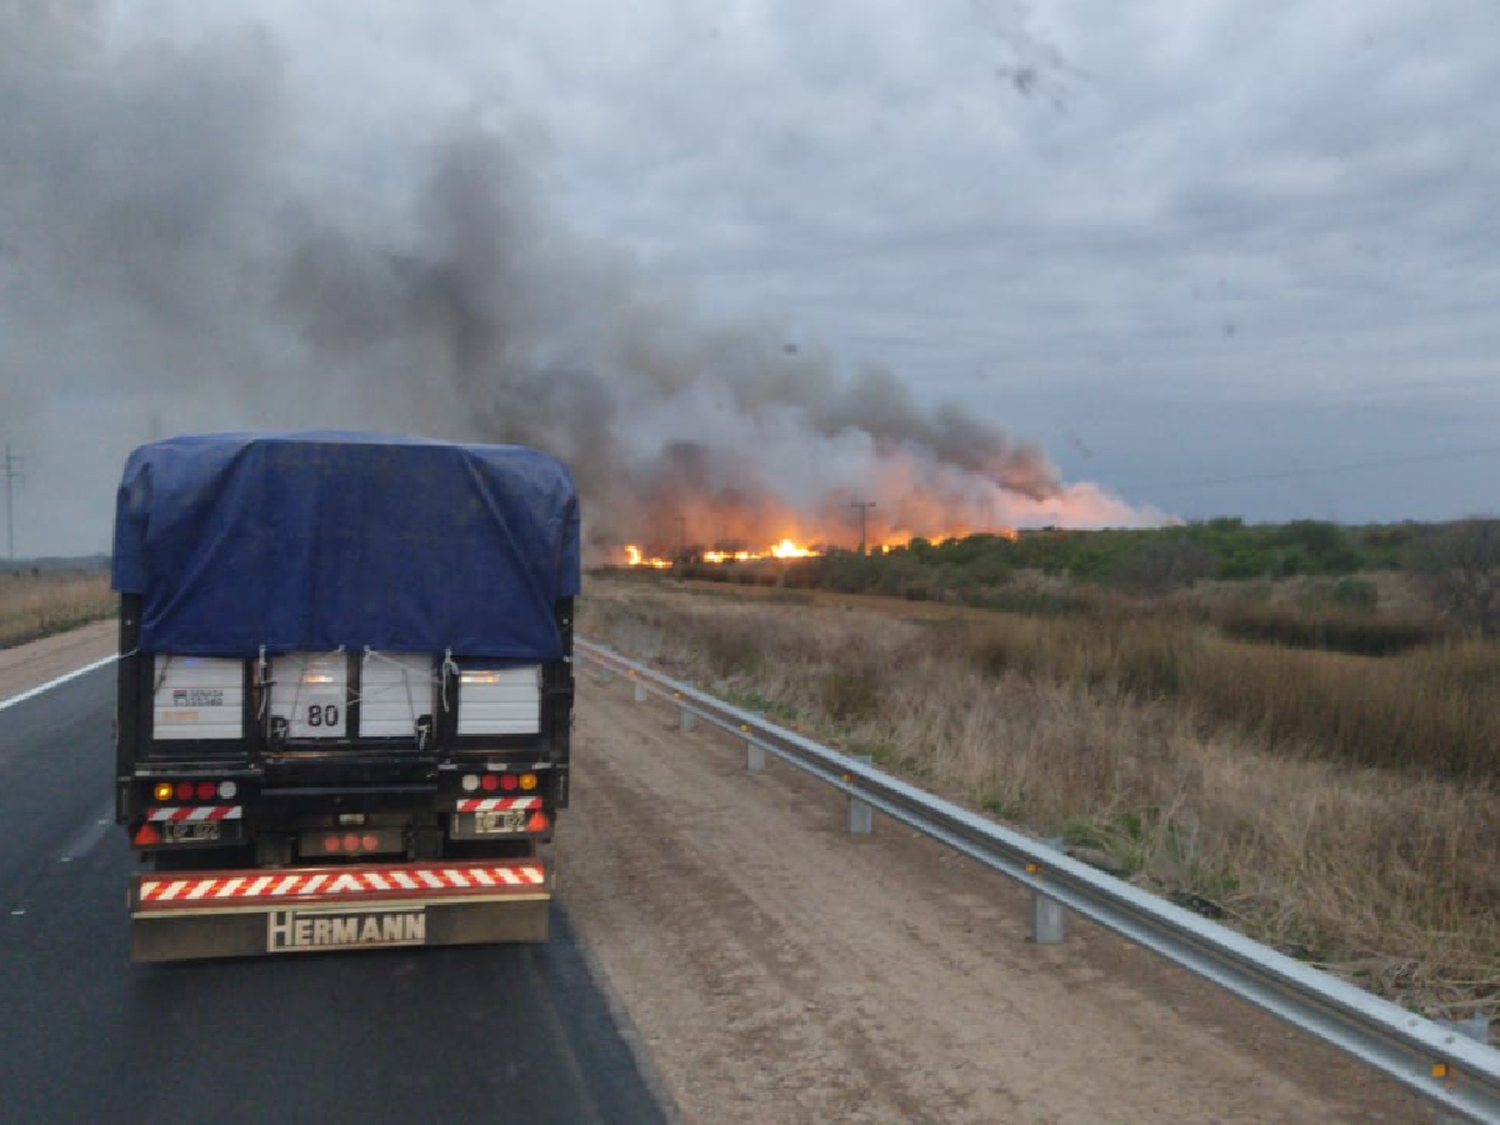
[111,432,579,962]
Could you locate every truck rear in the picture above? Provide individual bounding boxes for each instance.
[111,433,579,962]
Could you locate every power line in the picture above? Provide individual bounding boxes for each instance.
[850,500,877,555]
[1124,442,1500,494]
[3,444,22,561]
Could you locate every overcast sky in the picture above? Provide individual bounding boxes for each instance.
[4,0,1499,555]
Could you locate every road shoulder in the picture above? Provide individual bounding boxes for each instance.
[556,673,1422,1125]
[0,620,118,703]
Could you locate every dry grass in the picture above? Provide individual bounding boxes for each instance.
[580,578,1500,1022]
[966,616,1500,779]
[0,571,116,649]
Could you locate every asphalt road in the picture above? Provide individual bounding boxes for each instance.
[0,666,672,1125]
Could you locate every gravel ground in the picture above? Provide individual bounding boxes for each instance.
[555,671,1423,1124]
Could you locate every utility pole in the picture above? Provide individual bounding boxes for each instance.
[676,516,688,562]
[850,500,877,556]
[2,444,22,561]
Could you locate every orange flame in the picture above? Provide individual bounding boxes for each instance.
[623,545,673,569]
[620,527,1021,567]
[769,538,818,559]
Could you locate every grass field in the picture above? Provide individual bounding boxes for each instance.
[0,571,116,649]
[581,576,1500,1025]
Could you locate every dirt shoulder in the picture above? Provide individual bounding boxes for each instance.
[0,619,117,702]
[556,673,1423,1125]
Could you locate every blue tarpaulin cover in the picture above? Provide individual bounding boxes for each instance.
[112,432,580,659]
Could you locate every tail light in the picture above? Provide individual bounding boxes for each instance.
[150,779,238,803]
[306,829,403,857]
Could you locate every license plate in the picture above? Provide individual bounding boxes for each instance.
[474,810,527,834]
[163,821,221,843]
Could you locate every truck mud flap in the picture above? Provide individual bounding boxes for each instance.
[129,860,551,963]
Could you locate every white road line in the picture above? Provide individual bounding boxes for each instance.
[0,655,118,714]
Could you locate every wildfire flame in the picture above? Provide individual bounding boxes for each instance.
[624,545,673,569]
[620,527,1019,567]
[770,538,818,559]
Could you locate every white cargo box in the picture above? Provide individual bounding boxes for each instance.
[153,655,245,741]
[270,652,349,738]
[359,652,434,738]
[458,667,541,735]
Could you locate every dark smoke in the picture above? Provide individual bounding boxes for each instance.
[0,5,1148,558]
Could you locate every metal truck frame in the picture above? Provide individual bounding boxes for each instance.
[116,594,573,961]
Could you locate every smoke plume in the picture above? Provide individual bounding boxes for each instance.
[0,4,1163,559]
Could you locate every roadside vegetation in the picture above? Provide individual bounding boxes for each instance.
[0,568,116,649]
[658,516,1499,651]
[579,565,1500,1025]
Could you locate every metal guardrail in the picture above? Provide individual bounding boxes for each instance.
[576,637,1500,1124]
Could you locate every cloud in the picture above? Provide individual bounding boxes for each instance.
[4,0,1499,557]
[1,0,1172,559]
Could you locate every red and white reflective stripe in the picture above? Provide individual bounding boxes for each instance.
[146,805,243,822]
[455,797,541,812]
[138,863,546,903]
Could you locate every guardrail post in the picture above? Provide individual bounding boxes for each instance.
[597,664,613,685]
[633,679,648,703]
[846,754,874,835]
[742,725,766,772]
[1437,1017,1491,1125]
[675,693,696,732]
[1031,837,1067,945]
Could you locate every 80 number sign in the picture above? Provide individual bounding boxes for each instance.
[306,703,341,729]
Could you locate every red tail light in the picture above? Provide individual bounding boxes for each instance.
[324,835,340,852]
[343,834,360,852]
[175,781,194,801]
[500,774,518,792]
[195,781,216,800]
[480,773,500,792]
[362,835,379,851]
